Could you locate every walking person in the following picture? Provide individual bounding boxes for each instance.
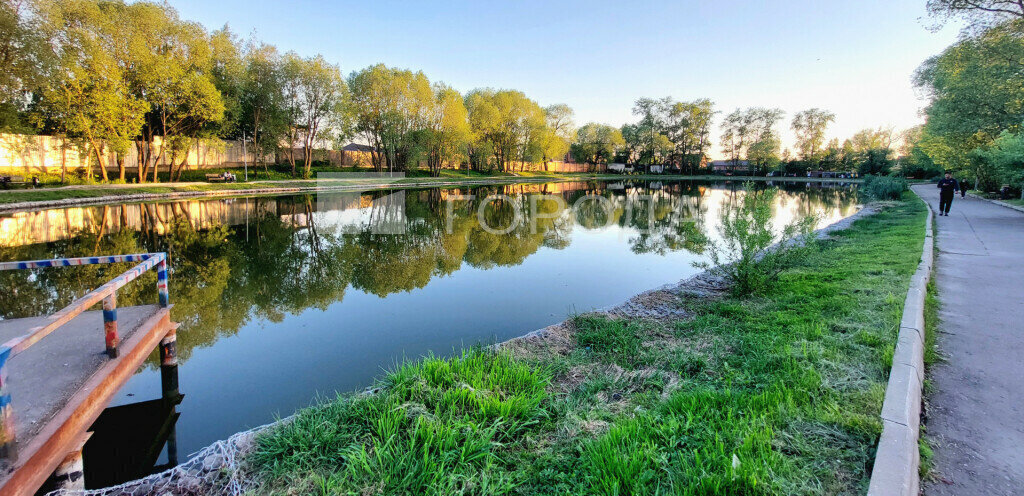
[961,176,969,198]
[937,171,960,216]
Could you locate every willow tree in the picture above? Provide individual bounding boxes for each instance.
[416,84,471,176]
[540,104,575,165]
[348,64,433,172]
[34,0,149,181]
[465,89,545,172]
[791,108,836,164]
[239,42,289,176]
[571,123,624,170]
[1,0,54,131]
[294,55,348,178]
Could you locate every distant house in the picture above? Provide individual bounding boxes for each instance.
[341,143,377,167]
[710,160,750,174]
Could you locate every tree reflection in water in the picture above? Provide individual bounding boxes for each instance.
[0,180,858,366]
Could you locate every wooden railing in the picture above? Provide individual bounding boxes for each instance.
[0,253,170,458]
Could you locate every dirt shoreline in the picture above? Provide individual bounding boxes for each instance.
[46,201,877,496]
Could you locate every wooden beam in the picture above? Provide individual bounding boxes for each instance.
[52,431,92,490]
[0,308,176,496]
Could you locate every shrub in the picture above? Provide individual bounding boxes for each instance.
[695,184,817,296]
[862,175,907,201]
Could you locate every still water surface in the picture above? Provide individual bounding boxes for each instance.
[0,179,858,478]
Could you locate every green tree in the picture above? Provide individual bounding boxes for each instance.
[348,64,433,172]
[975,130,1024,196]
[540,103,575,165]
[415,84,471,176]
[791,108,836,164]
[914,19,1024,183]
[1,0,54,131]
[571,123,624,169]
[664,98,716,173]
[748,108,784,174]
[239,42,289,176]
[294,55,349,177]
[465,88,545,172]
[721,107,783,172]
[34,0,150,182]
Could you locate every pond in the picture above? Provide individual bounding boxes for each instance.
[0,179,858,485]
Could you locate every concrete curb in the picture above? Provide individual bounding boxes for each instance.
[867,194,933,496]
[966,193,1024,214]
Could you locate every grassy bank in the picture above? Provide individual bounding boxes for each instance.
[246,195,925,495]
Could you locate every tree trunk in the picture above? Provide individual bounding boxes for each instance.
[60,141,67,184]
[91,138,109,182]
[117,153,125,181]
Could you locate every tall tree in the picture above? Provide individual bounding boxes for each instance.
[348,64,433,172]
[664,98,716,173]
[294,55,349,177]
[791,108,836,163]
[1,0,54,131]
[34,0,151,181]
[914,19,1024,183]
[719,108,755,167]
[416,84,471,176]
[239,42,288,175]
[571,123,624,169]
[465,88,545,172]
[747,108,785,174]
[540,103,575,164]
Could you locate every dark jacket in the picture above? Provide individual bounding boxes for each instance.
[937,178,959,195]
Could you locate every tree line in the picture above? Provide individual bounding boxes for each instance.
[571,99,928,177]
[0,0,577,180]
[915,0,1024,194]
[6,0,1010,185]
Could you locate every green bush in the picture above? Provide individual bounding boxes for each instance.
[862,175,908,200]
[695,183,818,296]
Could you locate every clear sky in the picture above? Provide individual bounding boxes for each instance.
[167,0,960,157]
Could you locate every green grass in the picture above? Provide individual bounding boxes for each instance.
[245,195,926,495]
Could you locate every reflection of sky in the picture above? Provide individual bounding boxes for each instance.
[107,184,858,459]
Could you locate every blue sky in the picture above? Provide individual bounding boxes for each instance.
[169,0,960,157]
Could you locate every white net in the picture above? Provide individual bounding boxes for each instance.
[46,419,284,496]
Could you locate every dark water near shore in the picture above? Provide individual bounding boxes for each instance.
[0,179,858,485]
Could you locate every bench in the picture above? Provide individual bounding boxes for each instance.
[205,173,234,183]
[0,175,26,189]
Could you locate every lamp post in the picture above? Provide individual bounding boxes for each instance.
[242,132,249,182]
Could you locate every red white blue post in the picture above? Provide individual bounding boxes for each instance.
[0,346,15,459]
[102,293,118,358]
[157,257,169,308]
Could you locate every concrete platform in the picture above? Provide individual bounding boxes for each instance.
[0,305,174,496]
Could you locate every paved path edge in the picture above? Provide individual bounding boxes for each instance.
[966,192,1024,214]
[867,193,933,496]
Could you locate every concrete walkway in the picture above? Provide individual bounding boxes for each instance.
[912,185,1024,495]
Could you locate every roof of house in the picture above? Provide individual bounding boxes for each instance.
[342,143,376,152]
[709,160,750,166]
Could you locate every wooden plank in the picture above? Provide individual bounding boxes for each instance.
[0,308,176,496]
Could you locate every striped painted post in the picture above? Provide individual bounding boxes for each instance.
[159,329,179,402]
[156,257,169,308]
[0,346,16,459]
[102,293,118,358]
